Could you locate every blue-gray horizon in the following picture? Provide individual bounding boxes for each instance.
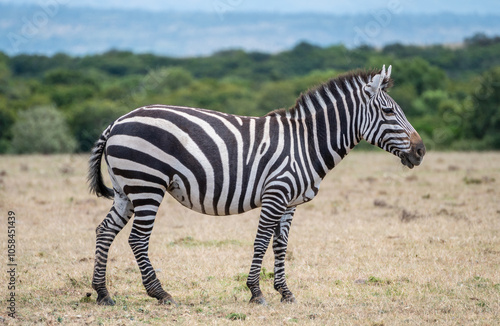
[1,0,499,15]
[1,1,499,57]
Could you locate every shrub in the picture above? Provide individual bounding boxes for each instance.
[67,100,127,152]
[11,106,77,154]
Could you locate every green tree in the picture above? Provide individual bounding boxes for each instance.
[159,67,193,91]
[50,85,97,108]
[393,58,447,95]
[466,66,500,148]
[45,69,92,86]
[291,69,339,94]
[388,83,417,116]
[43,68,100,109]
[68,100,127,152]
[11,106,77,154]
[0,103,14,153]
[79,50,147,76]
[0,53,10,92]
[411,89,468,149]
[412,89,449,117]
[255,81,297,115]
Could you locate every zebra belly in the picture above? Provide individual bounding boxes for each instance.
[165,178,257,216]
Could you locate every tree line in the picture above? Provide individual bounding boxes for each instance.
[1,33,499,153]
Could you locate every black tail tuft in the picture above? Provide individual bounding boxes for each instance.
[88,126,114,199]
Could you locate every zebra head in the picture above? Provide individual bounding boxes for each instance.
[362,65,426,168]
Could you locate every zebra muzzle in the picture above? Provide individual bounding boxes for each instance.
[400,132,426,169]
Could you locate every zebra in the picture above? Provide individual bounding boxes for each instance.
[88,65,425,306]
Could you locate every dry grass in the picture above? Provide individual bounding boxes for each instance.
[0,151,499,325]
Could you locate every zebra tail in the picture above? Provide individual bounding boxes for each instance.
[87,125,114,199]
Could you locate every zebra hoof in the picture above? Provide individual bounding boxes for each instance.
[281,294,296,304]
[158,295,178,306]
[249,295,267,305]
[96,295,115,306]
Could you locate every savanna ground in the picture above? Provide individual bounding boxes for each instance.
[0,151,499,325]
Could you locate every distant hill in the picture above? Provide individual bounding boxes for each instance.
[1,4,500,56]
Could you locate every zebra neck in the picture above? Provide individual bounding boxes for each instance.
[290,83,363,178]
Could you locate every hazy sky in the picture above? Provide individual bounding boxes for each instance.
[2,0,499,14]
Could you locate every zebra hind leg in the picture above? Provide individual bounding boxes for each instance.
[273,207,296,303]
[92,192,134,305]
[128,198,176,306]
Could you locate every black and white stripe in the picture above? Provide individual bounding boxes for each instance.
[89,65,425,305]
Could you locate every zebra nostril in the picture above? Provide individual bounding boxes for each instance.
[416,145,425,158]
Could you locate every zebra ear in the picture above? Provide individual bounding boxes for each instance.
[365,73,384,96]
[365,65,391,96]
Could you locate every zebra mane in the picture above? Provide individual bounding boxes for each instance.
[267,69,393,117]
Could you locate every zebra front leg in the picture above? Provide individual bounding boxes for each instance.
[92,193,134,305]
[246,197,287,305]
[273,207,296,303]
[128,205,176,306]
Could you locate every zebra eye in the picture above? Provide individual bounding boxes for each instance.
[381,106,394,114]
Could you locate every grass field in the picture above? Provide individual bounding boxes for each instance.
[1,151,499,325]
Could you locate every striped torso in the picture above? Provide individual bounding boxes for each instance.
[106,105,323,216]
